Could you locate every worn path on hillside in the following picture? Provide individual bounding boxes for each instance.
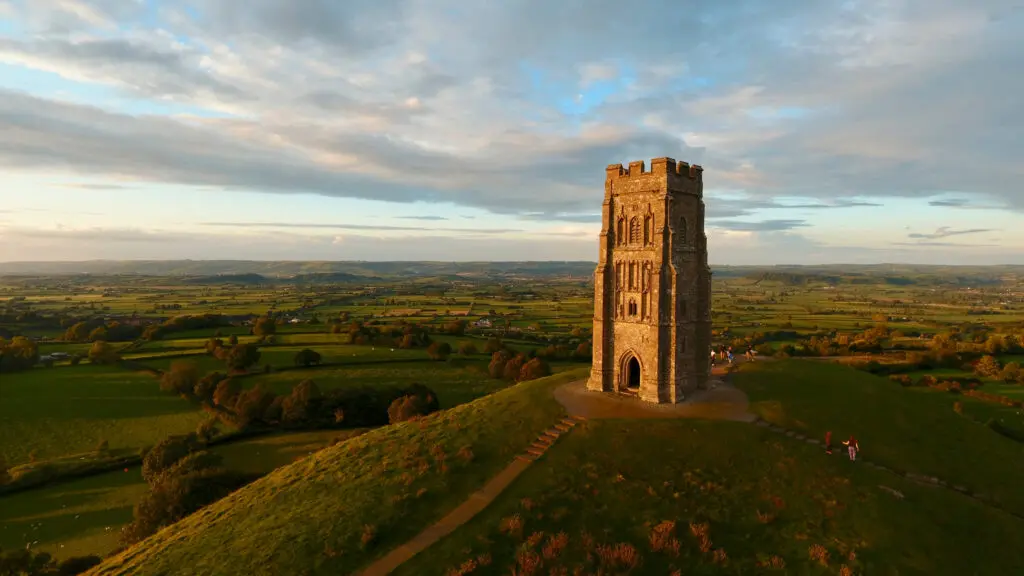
[353,364,758,576]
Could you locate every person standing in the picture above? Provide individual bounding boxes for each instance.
[842,435,859,461]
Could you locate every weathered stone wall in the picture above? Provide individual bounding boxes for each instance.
[587,157,711,403]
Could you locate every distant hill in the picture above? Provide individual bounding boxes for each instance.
[0,260,1021,284]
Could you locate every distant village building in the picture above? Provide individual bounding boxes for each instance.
[587,158,712,403]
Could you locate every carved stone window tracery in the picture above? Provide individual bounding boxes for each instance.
[616,218,625,246]
[679,216,688,245]
[643,215,652,245]
[629,217,641,245]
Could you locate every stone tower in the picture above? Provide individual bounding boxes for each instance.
[586,158,712,403]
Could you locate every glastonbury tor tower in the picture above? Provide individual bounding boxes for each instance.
[586,158,712,403]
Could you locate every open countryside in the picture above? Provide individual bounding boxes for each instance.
[1,261,1023,574]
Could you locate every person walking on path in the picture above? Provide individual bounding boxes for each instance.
[842,435,859,461]
[745,346,755,362]
[710,348,717,368]
[825,431,833,455]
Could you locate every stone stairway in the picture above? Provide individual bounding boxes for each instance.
[516,415,586,463]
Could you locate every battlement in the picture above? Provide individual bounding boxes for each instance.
[606,157,703,182]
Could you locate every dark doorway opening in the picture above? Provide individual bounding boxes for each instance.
[625,356,641,391]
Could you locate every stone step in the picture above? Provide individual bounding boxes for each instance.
[515,454,536,463]
[526,448,546,457]
[569,415,587,422]
[542,429,561,439]
[559,417,579,426]
[531,441,551,450]
[554,423,573,432]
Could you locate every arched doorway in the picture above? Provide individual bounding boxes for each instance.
[624,355,641,393]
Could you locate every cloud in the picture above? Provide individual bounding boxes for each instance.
[199,221,523,234]
[892,241,999,247]
[708,219,810,232]
[0,0,1021,257]
[907,227,995,240]
[58,182,130,190]
[397,215,448,221]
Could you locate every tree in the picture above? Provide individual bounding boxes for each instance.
[426,341,452,361]
[63,321,92,342]
[56,555,103,575]
[519,357,552,381]
[87,340,121,364]
[399,333,416,349]
[572,341,592,361]
[225,343,261,372]
[212,378,242,408]
[122,454,257,546]
[233,385,277,428]
[999,362,1021,383]
[87,326,108,342]
[194,371,227,402]
[196,417,220,442]
[281,379,322,424]
[253,316,277,337]
[488,350,513,378]
[445,319,466,336]
[141,434,199,485]
[388,395,432,424]
[205,338,224,355]
[503,353,528,380]
[457,341,478,355]
[160,361,200,397]
[0,336,39,373]
[484,338,504,354]
[974,355,1002,378]
[293,348,322,367]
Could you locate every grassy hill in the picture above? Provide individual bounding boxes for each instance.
[88,369,588,575]
[85,361,1024,575]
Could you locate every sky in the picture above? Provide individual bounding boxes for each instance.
[0,0,1021,265]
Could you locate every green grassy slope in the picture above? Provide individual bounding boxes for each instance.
[395,419,1024,575]
[734,361,1024,516]
[89,369,587,576]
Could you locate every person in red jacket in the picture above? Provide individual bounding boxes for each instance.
[825,431,833,455]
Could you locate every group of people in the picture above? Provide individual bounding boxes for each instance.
[709,345,756,368]
[825,430,860,461]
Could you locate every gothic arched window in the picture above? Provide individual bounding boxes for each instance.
[629,217,641,244]
[643,215,652,245]
[679,216,688,245]
[616,218,625,245]
[628,300,638,316]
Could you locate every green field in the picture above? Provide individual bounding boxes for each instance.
[0,429,365,559]
[0,364,206,466]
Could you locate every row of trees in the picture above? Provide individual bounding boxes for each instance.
[121,433,260,547]
[159,361,441,431]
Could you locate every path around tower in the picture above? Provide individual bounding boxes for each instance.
[553,368,755,422]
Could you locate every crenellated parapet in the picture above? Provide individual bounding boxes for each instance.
[606,157,703,182]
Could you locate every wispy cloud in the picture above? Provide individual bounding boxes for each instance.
[907,227,995,240]
[709,219,810,232]
[199,221,522,234]
[397,215,448,221]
